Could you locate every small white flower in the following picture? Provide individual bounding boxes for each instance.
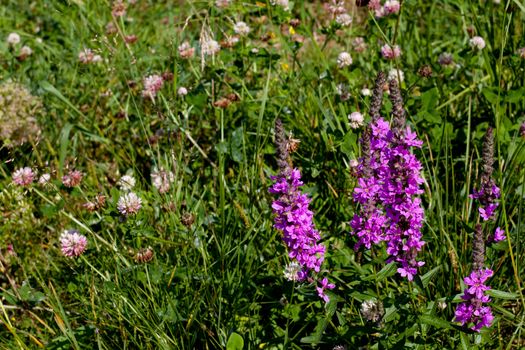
[348,112,364,129]
[201,38,220,56]
[469,36,486,50]
[283,261,302,282]
[337,51,352,68]
[349,159,359,168]
[361,88,371,96]
[151,168,175,193]
[177,87,188,96]
[388,68,404,83]
[117,175,136,191]
[117,192,142,216]
[20,45,32,56]
[335,13,352,27]
[38,173,51,185]
[7,33,20,45]
[233,21,251,36]
[271,0,290,10]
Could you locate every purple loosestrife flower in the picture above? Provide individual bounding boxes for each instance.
[351,74,425,280]
[454,268,494,332]
[269,119,334,301]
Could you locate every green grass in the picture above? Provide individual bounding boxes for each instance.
[1,0,525,348]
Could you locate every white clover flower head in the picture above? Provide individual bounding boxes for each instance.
[283,261,302,282]
[7,33,20,45]
[335,13,352,27]
[349,159,359,168]
[361,88,371,96]
[233,21,251,36]
[360,299,384,323]
[20,45,32,56]
[383,0,400,14]
[388,68,404,83]
[469,36,486,50]
[38,173,51,185]
[117,192,142,216]
[201,38,220,56]
[142,74,164,100]
[337,51,352,68]
[178,41,195,59]
[271,0,290,10]
[177,87,188,96]
[118,175,136,191]
[348,112,364,129]
[215,0,230,8]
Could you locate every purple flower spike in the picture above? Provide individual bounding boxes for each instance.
[455,268,494,332]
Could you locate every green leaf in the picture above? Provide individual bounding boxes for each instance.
[420,265,441,288]
[226,332,244,350]
[486,289,518,300]
[419,315,452,330]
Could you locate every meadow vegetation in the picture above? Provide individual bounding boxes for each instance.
[1,0,525,348]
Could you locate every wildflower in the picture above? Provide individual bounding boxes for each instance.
[117,192,142,216]
[388,68,404,83]
[361,88,371,96]
[0,81,42,147]
[78,48,102,64]
[283,261,302,282]
[177,87,188,96]
[135,247,154,263]
[383,0,400,14]
[316,277,336,303]
[151,168,174,193]
[178,41,195,59]
[117,175,136,191]
[60,229,88,258]
[337,51,352,68]
[215,0,230,7]
[269,119,329,291]
[518,47,525,59]
[380,44,401,60]
[12,167,35,186]
[361,299,384,323]
[18,46,32,60]
[62,170,83,187]
[142,74,164,100]
[492,227,505,242]
[327,0,346,15]
[336,83,350,101]
[348,112,364,129]
[7,33,20,45]
[418,65,433,78]
[201,38,221,56]
[470,128,499,222]
[454,268,494,331]
[233,21,251,36]
[352,37,367,53]
[111,0,126,17]
[38,173,51,185]
[438,52,454,66]
[351,73,425,280]
[469,36,486,50]
[336,13,352,26]
[271,0,290,11]
[124,35,138,44]
[181,212,195,227]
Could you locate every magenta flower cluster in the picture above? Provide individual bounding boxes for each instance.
[454,268,494,331]
[351,118,425,281]
[269,168,326,280]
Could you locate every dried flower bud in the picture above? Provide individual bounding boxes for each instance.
[135,247,154,263]
[213,98,231,108]
[418,65,433,78]
[181,212,195,227]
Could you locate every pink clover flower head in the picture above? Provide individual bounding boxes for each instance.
[233,21,251,36]
[352,37,367,53]
[201,38,221,56]
[62,170,83,187]
[178,41,195,59]
[381,44,402,60]
[151,168,175,193]
[142,74,164,100]
[12,167,35,186]
[455,268,494,332]
[469,36,486,50]
[78,48,102,64]
[117,191,142,216]
[335,13,352,27]
[337,51,352,68]
[316,277,336,303]
[60,229,88,258]
[383,0,400,14]
[518,47,525,59]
